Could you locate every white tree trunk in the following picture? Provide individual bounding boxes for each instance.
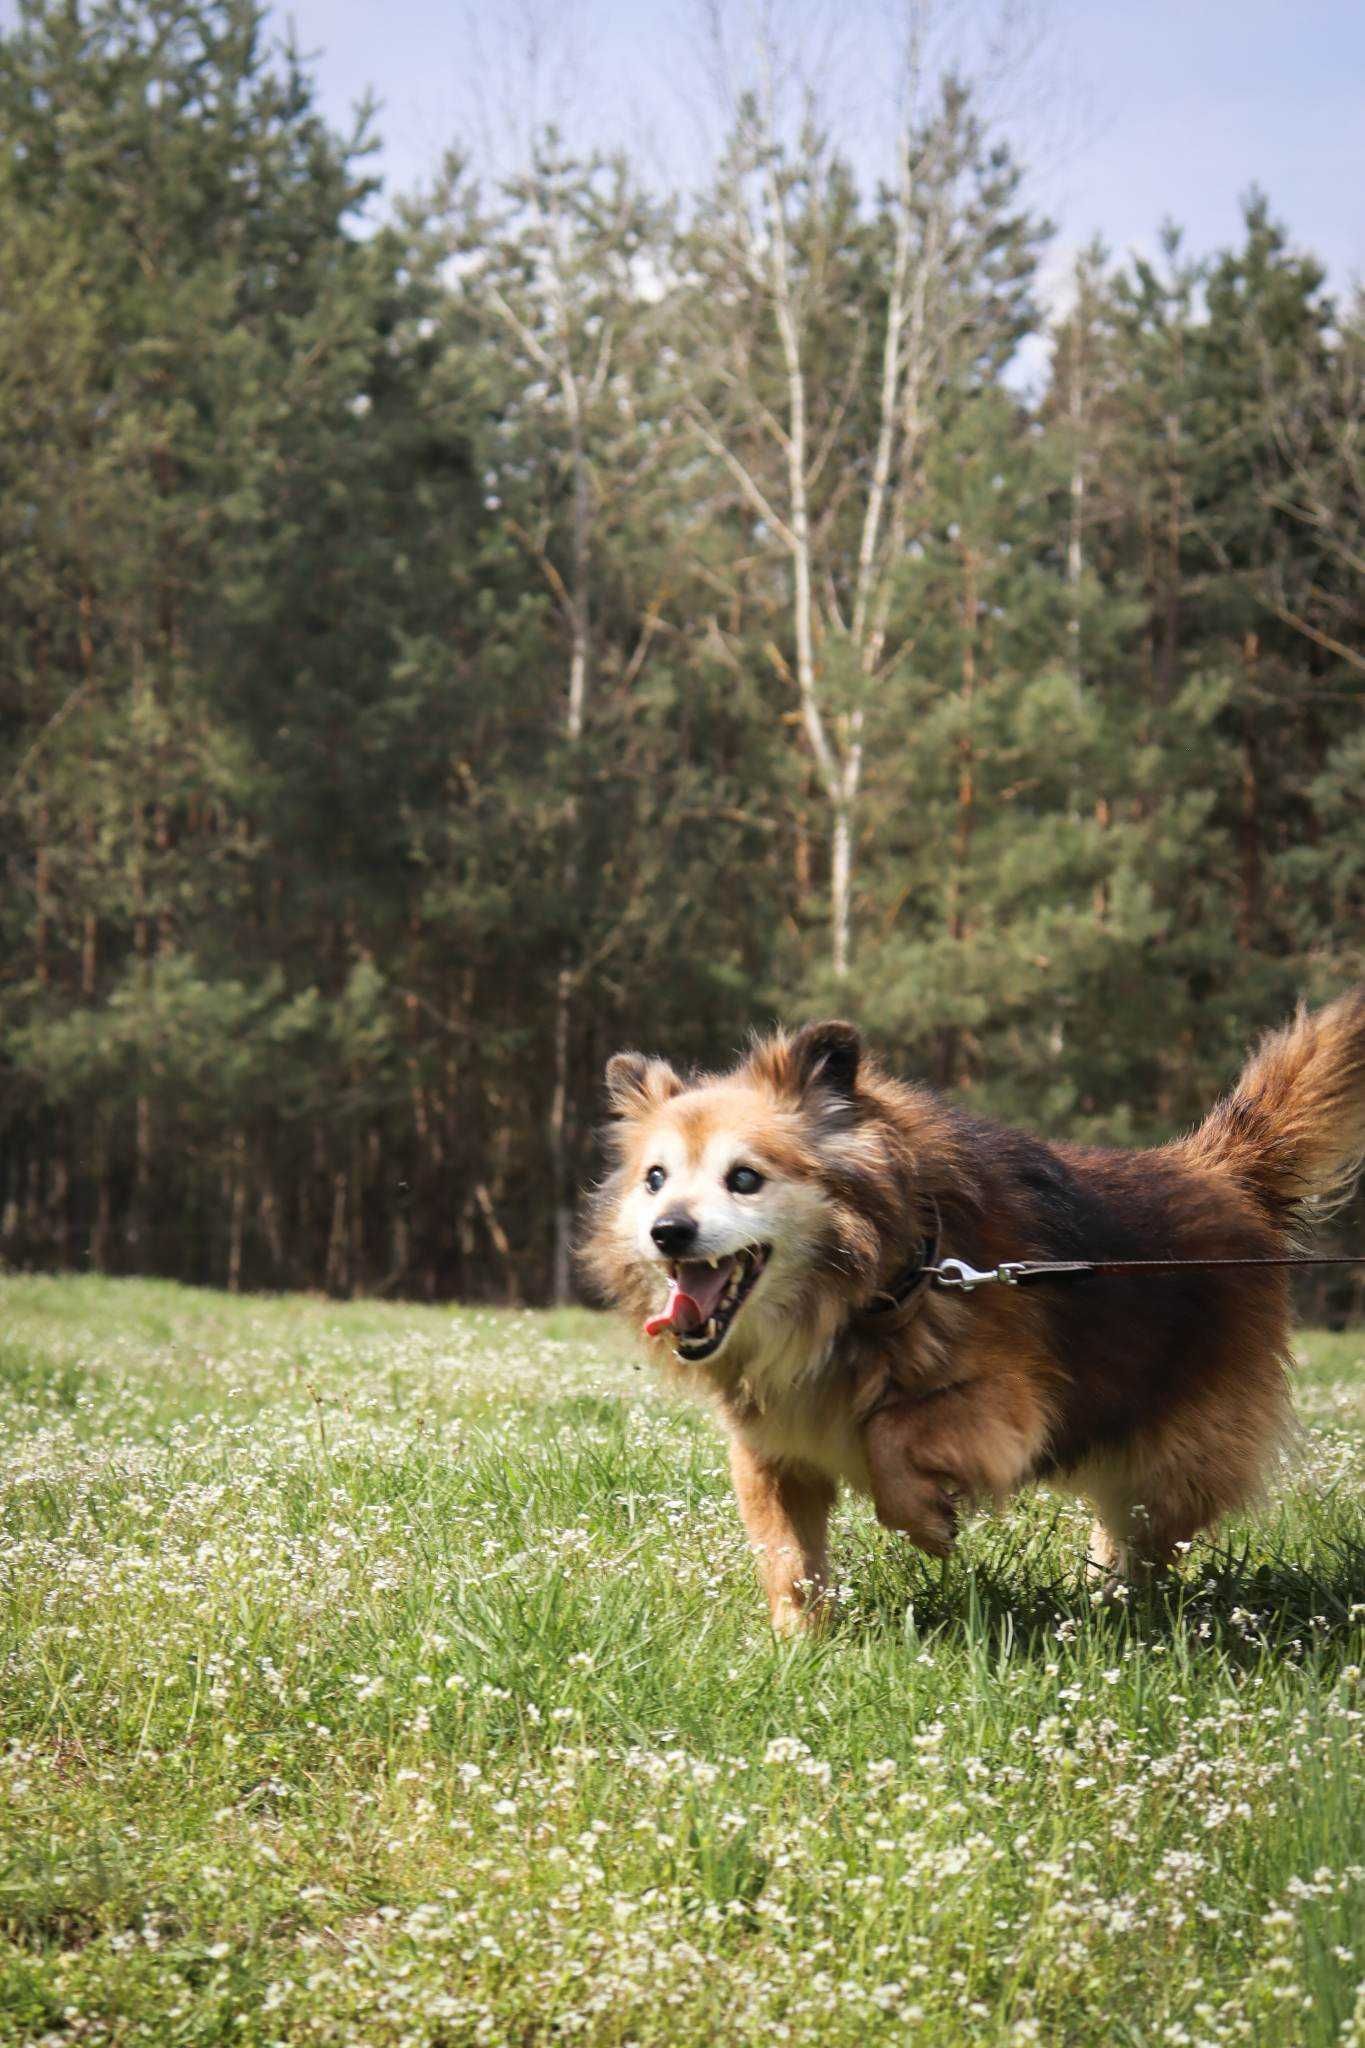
[1067,319,1085,680]
[831,802,853,982]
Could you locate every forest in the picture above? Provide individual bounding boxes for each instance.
[0,0,1361,1306]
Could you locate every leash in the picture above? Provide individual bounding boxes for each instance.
[928,1253,1365,1291]
[855,1235,1365,1327]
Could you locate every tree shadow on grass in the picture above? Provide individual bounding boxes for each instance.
[845,1506,1365,1674]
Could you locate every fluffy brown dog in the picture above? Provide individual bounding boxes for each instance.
[583,992,1365,1630]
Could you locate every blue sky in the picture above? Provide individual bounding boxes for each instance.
[271,0,1364,304]
[3,0,1361,301]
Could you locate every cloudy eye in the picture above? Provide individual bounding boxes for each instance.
[645,1165,667,1194]
[726,1164,765,1196]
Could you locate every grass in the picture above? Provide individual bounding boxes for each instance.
[0,1276,1362,2047]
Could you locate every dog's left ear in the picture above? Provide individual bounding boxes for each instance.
[788,1019,861,1100]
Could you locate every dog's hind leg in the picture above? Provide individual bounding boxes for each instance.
[1081,1370,1291,1588]
[1082,1444,1241,1590]
[1083,1486,1209,1590]
[727,1435,837,1634]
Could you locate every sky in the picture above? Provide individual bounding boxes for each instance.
[267,0,1365,303]
[3,0,1362,314]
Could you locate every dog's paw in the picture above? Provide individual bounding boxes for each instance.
[907,1483,960,1560]
[770,1581,838,1637]
[871,1468,960,1558]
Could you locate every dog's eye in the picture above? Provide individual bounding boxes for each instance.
[726,1165,765,1195]
[644,1165,667,1194]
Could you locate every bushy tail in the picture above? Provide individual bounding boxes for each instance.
[1185,988,1365,1222]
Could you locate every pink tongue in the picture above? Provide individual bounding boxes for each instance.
[643,1259,733,1337]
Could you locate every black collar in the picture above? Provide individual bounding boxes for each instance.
[852,1218,940,1335]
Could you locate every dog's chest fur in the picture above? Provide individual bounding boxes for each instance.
[704,1326,875,1492]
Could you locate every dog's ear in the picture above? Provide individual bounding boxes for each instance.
[604,1051,684,1119]
[787,1019,862,1100]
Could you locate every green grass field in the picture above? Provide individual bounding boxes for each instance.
[0,1277,1363,2047]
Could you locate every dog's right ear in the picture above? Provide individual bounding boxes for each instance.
[604,1051,684,1119]
[746,1019,863,1106]
[788,1019,861,1100]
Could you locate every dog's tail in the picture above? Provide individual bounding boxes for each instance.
[1184,987,1365,1223]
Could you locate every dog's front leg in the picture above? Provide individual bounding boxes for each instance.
[863,1400,962,1557]
[727,1435,836,1634]
[862,1376,1042,1560]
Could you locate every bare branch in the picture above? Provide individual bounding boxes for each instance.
[0,681,95,815]
[1196,518,1365,678]
[619,591,670,691]
[504,517,576,624]
[485,283,560,380]
[683,400,799,550]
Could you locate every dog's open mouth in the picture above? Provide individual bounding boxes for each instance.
[643,1245,771,1360]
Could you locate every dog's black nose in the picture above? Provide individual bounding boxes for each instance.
[651,1212,699,1255]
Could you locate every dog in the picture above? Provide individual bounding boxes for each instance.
[583,993,1365,1631]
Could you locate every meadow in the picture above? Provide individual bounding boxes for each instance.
[0,1275,1362,2047]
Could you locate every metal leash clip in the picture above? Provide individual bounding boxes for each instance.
[932,1257,1027,1291]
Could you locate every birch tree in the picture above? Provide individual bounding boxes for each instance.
[681,3,1046,981]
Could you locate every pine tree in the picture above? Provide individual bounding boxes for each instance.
[0,0,472,1286]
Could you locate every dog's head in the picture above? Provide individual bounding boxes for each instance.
[582,1021,925,1369]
